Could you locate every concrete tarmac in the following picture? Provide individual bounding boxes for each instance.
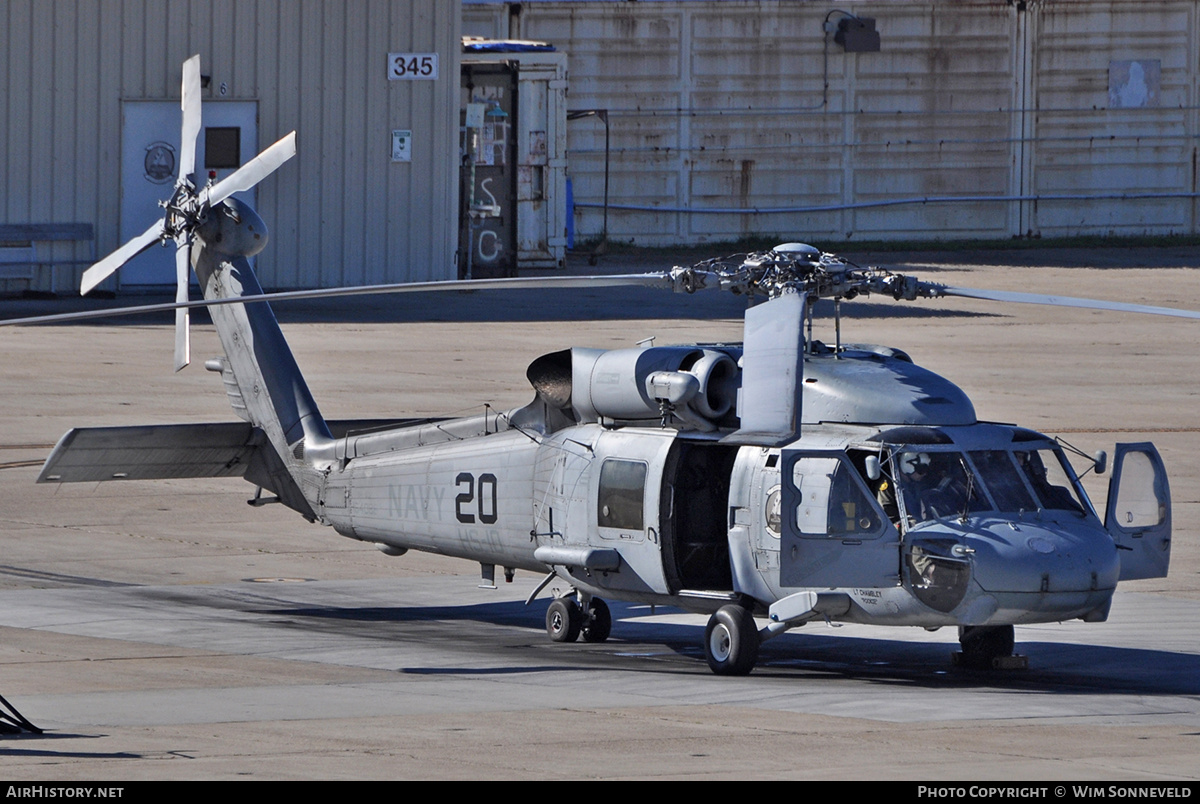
[1,247,1199,779]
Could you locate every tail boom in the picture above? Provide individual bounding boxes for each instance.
[192,199,334,489]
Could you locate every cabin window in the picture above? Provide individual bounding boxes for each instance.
[1110,450,1164,527]
[598,459,646,530]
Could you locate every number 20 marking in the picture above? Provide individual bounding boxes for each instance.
[455,472,497,524]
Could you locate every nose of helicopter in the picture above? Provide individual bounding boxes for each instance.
[964,518,1120,595]
[908,517,1120,621]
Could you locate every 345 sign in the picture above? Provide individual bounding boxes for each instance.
[388,52,439,80]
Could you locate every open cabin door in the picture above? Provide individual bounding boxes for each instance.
[532,428,675,597]
[586,430,676,596]
[780,450,900,589]
[1104,442,1171,580]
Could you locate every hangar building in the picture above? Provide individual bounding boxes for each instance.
[6,0,1200,293]
[467,0,1200,248]
[1,0,462,293]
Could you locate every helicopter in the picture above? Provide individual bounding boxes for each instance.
[8,57,1184,676]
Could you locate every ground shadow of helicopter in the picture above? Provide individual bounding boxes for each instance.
[260,596,1200,696]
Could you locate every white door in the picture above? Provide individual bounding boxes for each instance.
[1104,442,1172,580]
[119,101,257,287]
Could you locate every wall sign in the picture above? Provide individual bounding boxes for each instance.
[388,53,438,80]
[1109,59,1160,108]
[144,141,176,184]
[392,130,412,162]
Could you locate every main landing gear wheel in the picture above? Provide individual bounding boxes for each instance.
[957,624,1015,669]
[704,604,759,676]
[546,597,582,643]
[581,597,612,643]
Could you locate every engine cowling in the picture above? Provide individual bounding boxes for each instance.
[569,346,739,427]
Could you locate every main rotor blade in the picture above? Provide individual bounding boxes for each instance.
[174,243,191,372]
[178,55,202,182]
[79,220,164,296]
[23,270,1200,330]
[940,285,1200,320]
[3,273,679,328]
[207,132,297,206]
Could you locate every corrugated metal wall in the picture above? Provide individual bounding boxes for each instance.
[1,0,460,292]
[1031,2,1199,237]
[465,0,1200,246]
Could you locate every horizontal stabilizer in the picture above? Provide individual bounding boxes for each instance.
[38,423,261,483]
[37,418,430,484]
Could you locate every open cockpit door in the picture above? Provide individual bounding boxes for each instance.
[1104,442,1171,580]
[780,450,900,589]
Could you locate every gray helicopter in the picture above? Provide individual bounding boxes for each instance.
[12,57,1183,675]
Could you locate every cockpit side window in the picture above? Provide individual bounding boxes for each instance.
[828,459,884,536]
[791,456,884,538]
[1110,449,1165,527]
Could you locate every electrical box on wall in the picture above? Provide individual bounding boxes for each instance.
[392,130,413,162]
[460,39,568,275]
[835,17,881,53]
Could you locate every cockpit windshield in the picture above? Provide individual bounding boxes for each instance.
[890,450,989,523]
[884,445,1087,527]
[1012,448,1087,515]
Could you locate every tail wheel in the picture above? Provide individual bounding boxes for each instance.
[704,605,759,676]
[546,597,582,643]
[581,598,612,643]
[958,625,1015,668]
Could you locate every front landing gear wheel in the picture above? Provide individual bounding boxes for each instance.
[957,625,1015,669]
[704,605,759,675]
[546,597,582,643]
[581,598,612,643]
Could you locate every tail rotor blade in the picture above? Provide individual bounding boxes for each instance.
[80,220,164,296]
[174,303,191,372]
[940,285,1200,320]
[174,242,191,371]
[207,132,297,206]
[178,55,202,182]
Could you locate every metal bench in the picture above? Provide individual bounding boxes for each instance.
[0,223,95,287]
